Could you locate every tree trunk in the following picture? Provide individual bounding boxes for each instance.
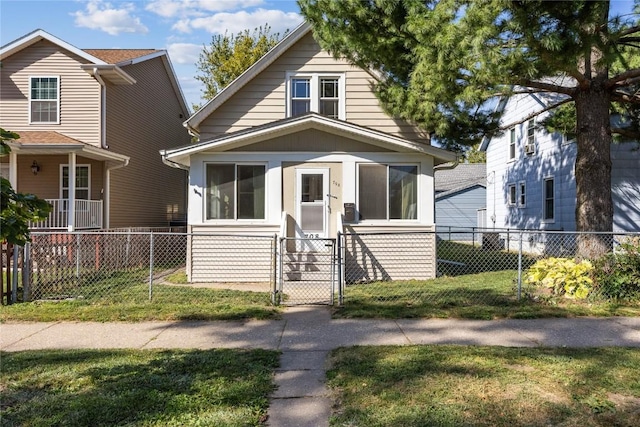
[574,81,613,259]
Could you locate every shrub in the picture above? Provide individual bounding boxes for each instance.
[525,257,594,299]
[592,237,640,301]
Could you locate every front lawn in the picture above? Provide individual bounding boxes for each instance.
[327,345,640,427]
[0,349,279,427]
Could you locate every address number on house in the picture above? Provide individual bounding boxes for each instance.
[304,233,320,239]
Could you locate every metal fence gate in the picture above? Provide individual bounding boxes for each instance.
[277,237,341,305]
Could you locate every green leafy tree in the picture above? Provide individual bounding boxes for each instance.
[1,129,51,245]
[299,0,640,258]
[195,25,284,106]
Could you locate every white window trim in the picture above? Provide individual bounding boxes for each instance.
[285,72,346,120]
[203,162,268,223]
[524,120,536,155]
[60,164,91,211]
[29,75,60,124]
[518,181,526,207]
[508,128,516,162]
[355,162,420,223]
[507,183,517,206]
[543,176,555,223]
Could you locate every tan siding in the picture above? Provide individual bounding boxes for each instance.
[13,155,104,200]
[229,129,392,152]
[198,32,427,142]
[0,40,101,145]
[343,229,436,281]
[106,57,189,228]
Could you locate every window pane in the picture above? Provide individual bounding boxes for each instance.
[389,165,417,219]
[302,174,323,202]
[31,78,58,123]
[292,78,310,98]
[76,167,89,187]
[320,78,338,98]
[320,100,338,119]
[358,164,386,220]
[206,164,235,220]
[237,165,265,219]
[291,99,310,116]
[544,179,554,220]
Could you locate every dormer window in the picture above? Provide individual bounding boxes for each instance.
[30,76,59,124]
[286,72,345,120]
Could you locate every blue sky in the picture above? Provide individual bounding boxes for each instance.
[0,0,303,108]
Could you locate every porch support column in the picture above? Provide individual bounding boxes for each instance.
[104,168,111,229]
[67,152,76,232]
[9,151,18,188]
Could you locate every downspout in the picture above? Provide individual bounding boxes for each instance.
[93,68,108,149]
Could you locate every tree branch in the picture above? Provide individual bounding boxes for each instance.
[611,91,640,104]
[606,68,640,88]
[518,79,576,95]
[611,127,640,139]
[617,25,640,38]
[499,98,573,130]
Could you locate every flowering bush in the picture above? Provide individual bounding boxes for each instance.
[525,257,594,299]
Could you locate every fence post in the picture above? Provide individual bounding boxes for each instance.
[148,231,154,302]
[517,231,523,300]
[75,233,81,299]
[23,243,31,302]
[271,234,279,305]
[472,227,476,248]
[337,231,343,306]
[11,246,19,304]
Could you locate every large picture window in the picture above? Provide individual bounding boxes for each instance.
[30,76,59,123]
[206,164,265,220]
[287,73,345,120]
[358,164,417,220]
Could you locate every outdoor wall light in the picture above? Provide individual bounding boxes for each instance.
[31,160,40,175]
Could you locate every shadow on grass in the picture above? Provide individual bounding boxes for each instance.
[437,241,537,276]
[1,348,279,427]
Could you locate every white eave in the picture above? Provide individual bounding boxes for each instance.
[163,113,457,168]
[9,141,129,167]
[0,29,106,63]
[80,64,136,85]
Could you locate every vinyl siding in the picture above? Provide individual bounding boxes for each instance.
[436,186,486,229]
[105,57,189,228]
[198,32,427,142]
[229,129,393,152]
[0,40,101,145]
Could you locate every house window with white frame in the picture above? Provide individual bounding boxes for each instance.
[525,120,535,154]
[287,73,345,120]
[543,177,555,221]
[30,76,59,123]
[509,128,516,161]
[61,165,90,210]
[508,184,517,206]
[358,164,417,220]
[519,182,526,207]
[206,163,265,220]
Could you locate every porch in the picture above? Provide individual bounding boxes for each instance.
[30,199,103,230]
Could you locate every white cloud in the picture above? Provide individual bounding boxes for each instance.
[73,0,148,35]
[167,42,202,64]
[173,8,302,35]
[146,0,265,18]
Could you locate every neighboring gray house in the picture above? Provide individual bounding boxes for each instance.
[480,91,640,236]
[435,163,486,235]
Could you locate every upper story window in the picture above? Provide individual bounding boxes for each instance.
[286,73,345,120]
[519,182,526,207]
[358,164,418,221]
[508,128,516,161]
[524,120,536,155]
[30,76,60,124]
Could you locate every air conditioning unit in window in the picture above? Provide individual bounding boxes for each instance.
[524,143,536,155]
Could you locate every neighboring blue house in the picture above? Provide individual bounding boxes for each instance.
[435,163,486,237]
[480,91,640,235]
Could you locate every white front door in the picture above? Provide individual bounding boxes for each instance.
[296,168,329,239]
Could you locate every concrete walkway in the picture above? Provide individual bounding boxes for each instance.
[2,309,640,426]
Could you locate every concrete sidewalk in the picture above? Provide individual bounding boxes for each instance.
[2,308,640,426]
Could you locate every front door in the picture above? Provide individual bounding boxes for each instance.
[296,168,329,239]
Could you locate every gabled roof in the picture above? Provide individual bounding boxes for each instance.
[184,22,313,134]
[435,163,486,198]
[163,113,457,168]
[0,29,189,116]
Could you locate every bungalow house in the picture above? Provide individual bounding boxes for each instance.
[0,29,189,231]
[480,91,640,251]
[161,22,456,285]
[434,163,486,239]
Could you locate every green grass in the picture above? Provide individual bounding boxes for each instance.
[334,270,640,319]
[327,346,640,427]
[1,348,279,427]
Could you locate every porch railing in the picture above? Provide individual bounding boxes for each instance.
[30,199,103,230]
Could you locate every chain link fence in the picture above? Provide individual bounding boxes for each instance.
[2,228,638,308]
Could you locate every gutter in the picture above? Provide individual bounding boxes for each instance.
[93,67,108,149]
[160,150,190,171]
